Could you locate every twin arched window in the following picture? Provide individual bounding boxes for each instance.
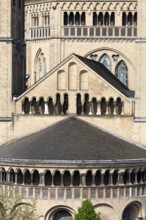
[99,54,128,87]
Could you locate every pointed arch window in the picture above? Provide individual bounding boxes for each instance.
[39,58,42,78]
[115,60,128,86]
[34,49,47,83]
[99,54,111,71]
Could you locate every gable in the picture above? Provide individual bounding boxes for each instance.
[15,54,134,115]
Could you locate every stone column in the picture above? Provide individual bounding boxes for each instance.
[96,101,101,115]
[22,101,25,114]
[118,170,124,185]
[29,101,32,115]
[40,173,44,186]
[121,101,124,115]
[15,172,18,184]
[113,102,117,115]
[81,174,86,186]
[44,101,48,114]
[89,101,93,115]
[106,101,109,115]
[6,171,10,183]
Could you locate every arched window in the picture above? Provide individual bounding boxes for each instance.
[31,97,38,114]
[115,60,128,86]
[73,171,80,186]
[92,98,97,115]
[112,170,118,185]
[99,54,111,71]
[104,12,109,26]
[24,170,31,185]
[122,202,142,220]
[76,94,82,115]
[93,12,97,26]
[34,49,47,83]
[44,15,50,26]
[63,94,68,115]
[10,169,15,183]
[17,169,23,184]
[23,98,30,114]
[116,98,122,115]
[69,12,74,25]
[48,98,54,115]
[122,12,127,26]
[64,12,68,25]
[38,98,45,115]
[54,171,61,186]
[57,70,66,90]
[83,94,89,115]
[1,168,6,183]
[137,170,142,183]
[75,12,80,25]
[68,62,77,90]
[134,12,137,26]
[32,170,40,185]
[80,70,88,90]
[53,210,72,220]
[110,12,115,26]
[86,171,93,186]
[130,170,136,184]
[81,12,86,25]
[108,98,114,115]
[127,12,132,26]
[95,170,101,185]
[123,169,129,184]
[104,170,110,185]
[142,169,146,183]
[63,171,71,186]
[100,98,106,115]
[98,12,103,25]
[55,94,61,115]
[45,170,52,186]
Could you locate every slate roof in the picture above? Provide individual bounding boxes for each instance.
[0,117,145,162]
[75,54,134,98]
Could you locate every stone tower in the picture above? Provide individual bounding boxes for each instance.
[0,0,25,118]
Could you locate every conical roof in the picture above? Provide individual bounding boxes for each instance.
[0,117,145,162]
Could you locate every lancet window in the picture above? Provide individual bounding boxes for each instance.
[99,54,111,71]
[115,60,128,86]
[34,49,47,83]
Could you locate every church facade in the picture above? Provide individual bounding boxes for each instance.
[0,0,146,219]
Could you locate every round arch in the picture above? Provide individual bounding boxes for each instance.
[84,47,135,70]
[94,203,117,220]
[122,201,144,220]
[45,205,75,220]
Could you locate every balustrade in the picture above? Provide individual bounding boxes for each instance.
[28,26,137,40]
[30,26,50,39]
[62,26,137,38]
[1,184,145,200]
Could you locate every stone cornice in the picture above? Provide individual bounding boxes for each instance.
[0,158,145,168]
[25,0,137,4]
